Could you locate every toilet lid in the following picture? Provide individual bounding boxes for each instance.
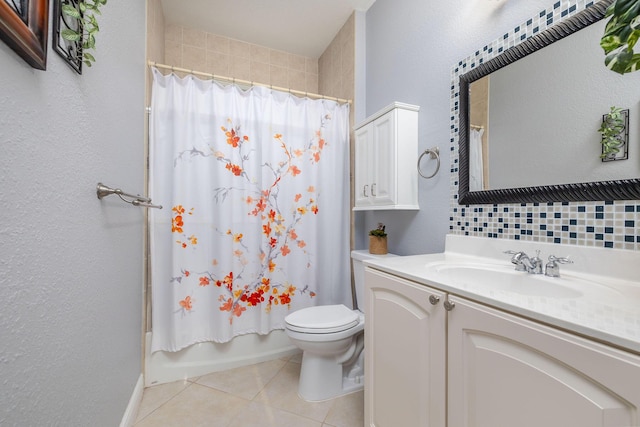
[285,304,360,333]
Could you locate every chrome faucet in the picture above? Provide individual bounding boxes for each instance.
[504,250,543,274]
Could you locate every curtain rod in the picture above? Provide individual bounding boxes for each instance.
[148,61,352,105]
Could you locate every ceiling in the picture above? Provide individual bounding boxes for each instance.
[160,0,376,59]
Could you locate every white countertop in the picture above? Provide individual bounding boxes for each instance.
[363,235,640,354]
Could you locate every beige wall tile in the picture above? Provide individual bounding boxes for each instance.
[146,0,165,64]
[230,39,251,58]
[206,33,230,54]
[232,56,251,81]
[316,11,356,101]
[153,0,166,36]
[289,54,305,71]
[288,69,306,92]
[306,58,318,75]
[251,61,271,84]
[270,65,288,88]
[305,73,319,94]
[165,24,182,42]
[182,45,206,70]
[270,49,289,67]
[251,44,270,64]
[183,28,206,49]
[341,37,355,74]
[207,51,231,76]
[164,39,182,66]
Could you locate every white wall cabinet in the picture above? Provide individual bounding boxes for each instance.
[364,268,446,427]
[365,268,640,427]
[354,102,419,210]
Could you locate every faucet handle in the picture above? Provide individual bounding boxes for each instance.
[545,255,573,277]
[548,255,572,264]
[530,250,543,274]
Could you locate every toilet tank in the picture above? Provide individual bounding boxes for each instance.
[351,250,398,312]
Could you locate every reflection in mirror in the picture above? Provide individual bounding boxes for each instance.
[469,77,489,191]
[458,0,640,204]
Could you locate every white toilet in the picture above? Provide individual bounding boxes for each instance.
[284,249,397,401]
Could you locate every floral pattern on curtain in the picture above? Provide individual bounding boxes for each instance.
[149,69,351,352]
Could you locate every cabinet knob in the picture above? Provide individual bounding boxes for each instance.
[444,299,455,311]
[429,295,440,305]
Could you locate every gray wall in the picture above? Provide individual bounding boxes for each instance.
[358,0,583,255]
[0,2,145,425]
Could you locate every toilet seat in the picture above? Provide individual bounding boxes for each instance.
[285,304,359,334]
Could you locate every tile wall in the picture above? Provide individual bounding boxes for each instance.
[319,13,356,104]
[449,0,640,250]
[163,24,319,95]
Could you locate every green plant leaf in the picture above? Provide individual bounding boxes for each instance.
[614,0,639,16]
[62,4,81,18]
[83,52,96,62]
[60,29,81,41]
[602,0,640,73]
[605,48,634,73]
[601,34,622,53]
[627,29,640,49]
[619,1,640,24]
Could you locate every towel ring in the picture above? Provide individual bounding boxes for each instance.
[417,147,440,179]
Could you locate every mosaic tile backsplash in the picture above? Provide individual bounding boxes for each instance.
[449,0,640,251]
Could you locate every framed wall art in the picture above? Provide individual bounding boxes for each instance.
[0,0,49,69]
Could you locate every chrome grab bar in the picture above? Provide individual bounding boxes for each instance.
[96,183,162,209]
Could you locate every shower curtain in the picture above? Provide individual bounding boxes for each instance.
[149,69,351,353]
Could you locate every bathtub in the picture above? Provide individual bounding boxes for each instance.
[144,330,299,386]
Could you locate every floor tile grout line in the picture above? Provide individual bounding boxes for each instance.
[134,380,195,426]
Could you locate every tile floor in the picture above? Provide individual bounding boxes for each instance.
[134,354,364,426]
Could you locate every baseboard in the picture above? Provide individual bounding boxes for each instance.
[120,374,144,427]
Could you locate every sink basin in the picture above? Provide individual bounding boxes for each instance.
[424,262,616,299]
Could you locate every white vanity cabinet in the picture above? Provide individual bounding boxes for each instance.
[353,102,419,210]
[447,297,640,427]
[365,267,640,427]
[364,268,446,427]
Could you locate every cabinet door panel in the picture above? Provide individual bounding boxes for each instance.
[448,297,640,427]
[355,125,372,206]
[365,268,446,427]
[371,112,395,205]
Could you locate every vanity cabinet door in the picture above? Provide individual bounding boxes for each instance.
[448,297,640,427]
[364,267,446,427]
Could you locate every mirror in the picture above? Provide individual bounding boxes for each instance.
[458,0,640,204]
